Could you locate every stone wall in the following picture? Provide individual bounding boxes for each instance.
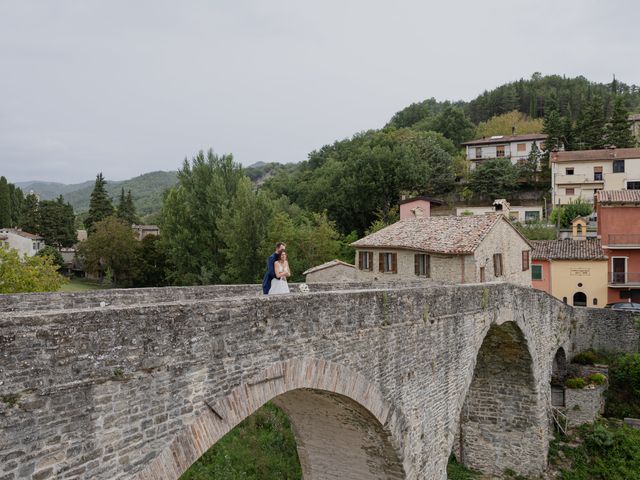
[0,283,636,480]
[573,307,640,354]
[565,386,606,427]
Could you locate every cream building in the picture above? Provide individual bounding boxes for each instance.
[531,237,608,308]
[456,199,543,223]
[302,260,356,283]
[461,133,548,170]
[0,228,45,257]
[551,147,640,205]
[352,205,532,286]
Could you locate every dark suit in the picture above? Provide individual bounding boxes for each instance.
[262,252,279,294]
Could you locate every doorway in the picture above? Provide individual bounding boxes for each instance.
[573,291,587,307]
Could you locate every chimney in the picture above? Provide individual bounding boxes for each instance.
[399,197,432,220]
[492,199,511,215]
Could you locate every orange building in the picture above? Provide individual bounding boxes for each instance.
[597,190,640,303]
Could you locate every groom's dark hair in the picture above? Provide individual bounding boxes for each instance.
[276,242,285,250]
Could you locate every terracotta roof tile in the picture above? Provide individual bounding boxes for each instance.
[0,228,43,240]
[461,133,547,146]
[597,189,640,204]
[551,148,640,163]
[352,214,504,255]
[531,239,606,261]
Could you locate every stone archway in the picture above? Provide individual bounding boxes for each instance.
[135,358,407,480]
[457,322,546,477]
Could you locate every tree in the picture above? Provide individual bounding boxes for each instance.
[85,173,114,232]
[0,176,11,227]
[116,188,139,225]
[8,183,24,226]
[36,245,65,268]
[77,217,141,287]
[518,141,541,185]
[606,96,636,148]
[19,193,39,233]
[160,150,244,285]
[37,196,76,247]
[475,110,544,138]
[0,248,67,293]
[137,235,169,287]
[550,198,592,228]
[422,106,475,147]
[574,96,607,150]
[468,158,519,199]
[217,178,276,284]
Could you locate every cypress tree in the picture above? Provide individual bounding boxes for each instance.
[20,193,39,233]
[9,184,24,226]
[606,97,636,148]
[116,188,139,225]
[575,96,607,150]
[85,173,114,233]
[0,177,11,228]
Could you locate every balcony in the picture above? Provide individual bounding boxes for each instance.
[554,174,604,185]
[608,234,640,247]
[609,272,640,286]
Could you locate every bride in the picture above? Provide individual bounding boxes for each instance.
[269,251,291,295]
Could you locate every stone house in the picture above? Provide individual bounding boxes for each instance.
[0,228,45,257]
[132,224,160,241]
[456,198,544,223]
[352,199,532,286]
[302,260,356,283]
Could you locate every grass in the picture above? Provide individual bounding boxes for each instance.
[58,278,111,292]
[447,455,480,479]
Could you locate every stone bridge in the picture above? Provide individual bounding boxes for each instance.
[0,282,638,480]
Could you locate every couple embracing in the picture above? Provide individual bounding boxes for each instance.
[262,242,291,295]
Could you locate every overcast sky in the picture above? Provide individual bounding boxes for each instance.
[1,1,639,184]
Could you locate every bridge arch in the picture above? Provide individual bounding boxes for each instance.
[456,320,547,477]
[136,358,407,480]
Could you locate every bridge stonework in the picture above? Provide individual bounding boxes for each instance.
[0,283,638,480]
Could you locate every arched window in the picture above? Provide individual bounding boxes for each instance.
[573,291,587,307]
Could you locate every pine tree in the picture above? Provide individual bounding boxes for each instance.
[575,96,607,150]
[116,188,139,225]
[0,176,11,227]
[38,196,76,247]
[20,193,39,233]
[85,173,114,233]
[606,96,636,148]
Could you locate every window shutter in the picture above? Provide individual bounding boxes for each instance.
[368,253,373,271]
[414,254,420,275]
[358,251,363,270]
[426,254,431,278]
[392,253,397,273]
[379,253,384,272]
[493,253,503,277]
[522,250,529,271]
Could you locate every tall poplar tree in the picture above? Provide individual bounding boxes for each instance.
[85,173,114,233]
[0,176,11,227]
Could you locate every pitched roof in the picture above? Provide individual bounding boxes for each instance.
[352,214,521,255]
[531,239,606,261]
[461,133,547,146]
[551,147,640,163]
[629,114,640,121]
[0,228,43,240]
[597,189,640,204]
[302,259,355,276]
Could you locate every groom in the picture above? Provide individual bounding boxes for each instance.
[262,242,286,295]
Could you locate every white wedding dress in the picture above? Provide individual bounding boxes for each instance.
[269,262,290,295]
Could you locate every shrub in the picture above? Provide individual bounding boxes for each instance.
[588,373,606,385]
[572,351,599,365]
[605,353,640,418]
[566,377,586,389]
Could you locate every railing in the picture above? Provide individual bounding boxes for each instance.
[608,234,640,246]
[609,272,640,285]
[551,406,568,436]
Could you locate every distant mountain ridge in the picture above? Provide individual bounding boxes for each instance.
[17,171,179,217]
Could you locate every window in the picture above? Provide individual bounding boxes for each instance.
[627,181,640,190]
[525,211,540,223]
[480,267,485,283]
[565,168,574,175]
[475,147,482,159]
[594,166,603,181]
[379,252,397,273]
[522,250,530,271]
[517,143,526,152]
[539,142,545,150]
[531,264,543,281]
[32,242,37,250]
[414,254,430,277]
[565,188,575,195]
[493,253,503,277]
[613,159,625,173]
[496,145,505,157]
[358,251,373,271]
[593,298,598,306]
